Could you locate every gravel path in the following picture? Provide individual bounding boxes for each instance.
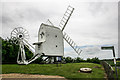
[1,73,65,78]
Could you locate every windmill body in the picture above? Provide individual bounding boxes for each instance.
[33,23,64,57]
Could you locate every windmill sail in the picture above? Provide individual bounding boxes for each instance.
[59,5,82,55]
[63,32,82,55]
[59,5,74,31]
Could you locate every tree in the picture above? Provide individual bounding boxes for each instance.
[74,57,85,63]
[65,57,73,63]
[2,37,44,64]
[86,57,100,64]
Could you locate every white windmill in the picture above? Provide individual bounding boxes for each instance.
[11,5,82,64]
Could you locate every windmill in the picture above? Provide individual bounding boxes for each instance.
[34,5,82,63]
[11,5,82,64]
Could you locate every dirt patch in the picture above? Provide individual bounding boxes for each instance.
[93,66,101,68]
[1,73,65,78]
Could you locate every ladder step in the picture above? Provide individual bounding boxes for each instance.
[68,38,72,43]
[76,48,79,52]
[65,11,71,15]
[65,36,68,39]
[64,13,70,17]
[59,25,63,28]
[71,41,74,46]
[68,5,73,9]
[64,14,69,17]
[61,20,66,23]
[59,23,64,26]
[67,8,74,13]
[69,39,72,44]
[78,49,81,53]
[60,22,64,25]
[67,8,72,12]
[76,48,79,53]
[67,6,73,11]
[67,37,70,42]
[63,17,67,21]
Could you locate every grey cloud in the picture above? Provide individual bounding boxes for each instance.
[16,8,48,22]
[1,2,118,59]
[82,46,100,55]
[2,15,13,24]
[2,2,52,27]
[118,2,120,58]
[88,2,103,16]
[88,2,114,16]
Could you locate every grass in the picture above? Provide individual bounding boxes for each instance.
[113,67,120,79]
[2,63,105,79]
[106,60,120,66]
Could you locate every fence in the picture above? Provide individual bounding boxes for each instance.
[101,61,114,80]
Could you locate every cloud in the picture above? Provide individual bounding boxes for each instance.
[64,2,118,47]
[2,2,49,24]
[2,15,13,24]
[1,1,118,59]
[64,44,118,59]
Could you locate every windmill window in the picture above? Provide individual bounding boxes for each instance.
[40,32,44,38]
[55,35,57,37]
[56,45,58,47]
[38,44,40,50]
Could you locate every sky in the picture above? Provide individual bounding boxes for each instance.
[0,0,119,59]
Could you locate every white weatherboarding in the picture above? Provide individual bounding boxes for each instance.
[33,23,64,57]
[11,5,82,65]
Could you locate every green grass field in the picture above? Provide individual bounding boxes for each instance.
[113,67,120,79]
[2,63,105,79]
[106,60,120,66]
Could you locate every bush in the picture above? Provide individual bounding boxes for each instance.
[64,57,100,63]
[87,58,91,62]
[65,57,74,63]
[74,57,85,63]
[2,38,42,64]
[87,57,100,64]
[2,38,19,64]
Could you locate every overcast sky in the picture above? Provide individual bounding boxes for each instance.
[0,0,119,59]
